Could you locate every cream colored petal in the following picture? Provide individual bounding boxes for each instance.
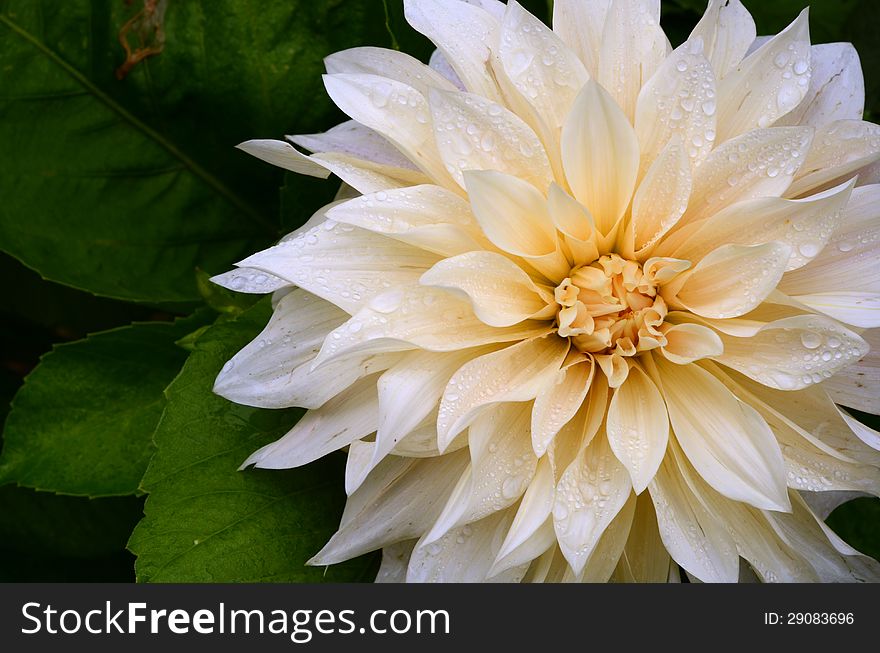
[715,10,811,141]
[499,1,589,136]
[840,409,880,452]
[594,352,630,388]
[238,221,440,315]
[580,493,637,582]
[763,491,880,582]
[324,46,457,94]
[429,48,465,89]
[552,0,609,78]
[547,183,597,246]
[428,88,553,191]
[210,267,289,295]
[659,322,724,364]
[561,80,640,235]
[824,328,880,414]
[235,139,330,178]
[786,120,880,198]
[672,242,792,319]
[712,314,869,391]
[779,185,880,295]
[290,120,416,170]
[793,292,880,328]
[648,445,739,582]
[656,357,790,511]
[775,43,865,128]
[606,363,669,493]
[672,446,816,582]
[464,169,557,256]
[614,492,671,582]
[630,138,692,253]
[490,458,556,576]
[322,73,456,188]
[673,179,854,270]
[325,184,484,257]
[311,450,468,565]
[426,402,537,542]
[313,285,551,366]
[437,335,569,450]
[634,44,716,173]
[531,357,594,456]
[408,510,525,582]
[241,375,379,470]
[686,0,755,79]
[553,430,633,576]
[681,126,813,224]
[546,374,609,482]
[597,0,668,122]
[420,252,553,327]
[213,290,395,410]
[403,0,502,102]
[310,151,431,194]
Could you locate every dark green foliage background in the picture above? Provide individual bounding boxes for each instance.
[0,0,877,582]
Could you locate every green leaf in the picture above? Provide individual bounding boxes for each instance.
[129,302,378,582]
[0,313,209,496]
[0,0,391,302]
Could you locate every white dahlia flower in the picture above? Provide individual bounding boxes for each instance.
[212,0,880,582]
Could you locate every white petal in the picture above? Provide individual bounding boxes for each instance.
[235,139,330,178]
[322,73,455,187]
[437,335,569,450]
[428,88,553,191]
[375,540,416,583]
[408,510,523,582]
[597,0,668,122]
[656,357,790,511]
[793,292,880,328]
[325,184,484,257]
[673,179,854,270]
[823,328,880,414]
[213,290,394,410]
[630,138,692,253]
[241,375,379,470]
[421,252,553,327]
[553,430,633,576]
[531,357,594,456]
[238,221,439,314]
[429,49,465,89]
[403,0,502,102]
[463,169,557,256]
[659,322,724,364]
[290,120,415,170]
[210,267,289,295]
[673,242,792,318]
[310,151,431,194]
[713,314,869,391]
[687,0,755,79]
[324,47,456,95]
[490,458,556,576]
[648,446,739,582]
[313,285,552,366]
[579,493,637,582]
[787,120,880,197]
[561,80,640,235]
[634,44,716,173]
[680,126,813,225]
[426,402,537,542]
[552,0,609,78]
[715,9,811,140]
[606,363,669,493]
[498,1,589,136]
[312,450,468,564]
[779,184,880,295]
[776,43,865,128]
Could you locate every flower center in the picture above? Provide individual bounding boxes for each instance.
[554,254,668,355]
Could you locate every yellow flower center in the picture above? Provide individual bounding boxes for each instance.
[554,254,668,355]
